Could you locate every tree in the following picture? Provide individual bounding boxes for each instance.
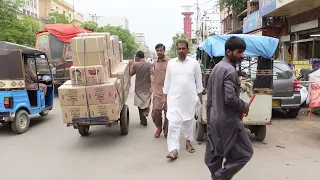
[48,11,70,24]
[0,0,41,47]
[219,0,246,15]
[20,16,41,47]
[97,25,138,59]
[80,21,97,32]
[166,33,194,58]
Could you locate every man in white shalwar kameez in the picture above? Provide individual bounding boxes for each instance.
[163,40,204,160]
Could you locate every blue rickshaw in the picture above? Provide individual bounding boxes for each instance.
[0,41,54,134]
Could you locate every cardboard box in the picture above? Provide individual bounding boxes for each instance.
[109,54,117,72]
[71,36,106,53]
[86,78,119,105]
[69,65,108,85]
[111,61,130,84]
[89,99,120,120]
[71,36,109,66]
[77,33,112,59]
[111,36,120,65]
[119,41,123,62]
[61,106,89,123]
[58,80,87,106]
[116,76,130,106]
[72,51,108,66]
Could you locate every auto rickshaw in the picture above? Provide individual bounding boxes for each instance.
[195,34,279,142]
[0,41,54,134]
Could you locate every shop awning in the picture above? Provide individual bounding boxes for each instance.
[267,0,320,17]
[291,38,320,44]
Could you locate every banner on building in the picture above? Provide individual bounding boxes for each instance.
[259,0,276,17]
[243,11,263,34]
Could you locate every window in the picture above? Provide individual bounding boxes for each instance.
[273,62,293,80]
[238,60,293,80]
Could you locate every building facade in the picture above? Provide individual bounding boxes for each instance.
[38,0,84,25]
[96,16,129,30]
[258,0,320,72]
[132,32,151,58]
[22,0,40,18]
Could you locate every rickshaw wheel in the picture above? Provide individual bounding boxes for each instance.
[78,126,90,136]
[120,105,129,135]
[39,109,49,116]
[253,125,266,142]
[11,110,30,134]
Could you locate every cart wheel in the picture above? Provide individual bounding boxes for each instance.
[39,109,49,116]
[254,125,266,142]
[120,105,129,135]
[195,120,206,141]
[78,126,90,136]
[11,110,30,134]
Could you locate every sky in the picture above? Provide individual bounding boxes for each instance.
[66,0,218,50]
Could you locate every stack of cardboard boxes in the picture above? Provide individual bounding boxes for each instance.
[58,33,130,124]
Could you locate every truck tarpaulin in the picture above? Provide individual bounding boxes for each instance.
[37,24,92,43]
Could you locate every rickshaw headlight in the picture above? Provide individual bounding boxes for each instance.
[4,97,13,109]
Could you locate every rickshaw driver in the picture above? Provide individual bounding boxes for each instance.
[23,55,47,95]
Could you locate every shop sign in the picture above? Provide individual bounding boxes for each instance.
[292,61,312,79]
[276,0,294,8]
[259,0,276,17]
[243,11,263,34]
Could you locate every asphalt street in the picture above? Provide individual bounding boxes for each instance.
[0,78,319,180]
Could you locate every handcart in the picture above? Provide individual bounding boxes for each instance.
[61,34,130,136]
[67,103,129,136]
[195,34,279,142]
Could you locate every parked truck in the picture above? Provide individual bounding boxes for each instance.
[35,24,91,93]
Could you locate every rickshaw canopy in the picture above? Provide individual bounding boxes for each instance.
[0,41,45,54]
[200,34,279,59]
[0,42,46,80]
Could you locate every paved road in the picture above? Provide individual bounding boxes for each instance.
[0,81,320,180]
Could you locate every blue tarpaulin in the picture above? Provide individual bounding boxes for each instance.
[201,34,279,58]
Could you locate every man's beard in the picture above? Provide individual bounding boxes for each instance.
[230,55,243,62]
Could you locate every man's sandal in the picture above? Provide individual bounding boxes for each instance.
[166,151,178,160]
[186,144,195,153]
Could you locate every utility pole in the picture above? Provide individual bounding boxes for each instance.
[72,0,75,21]
[195,0,200,45]
[204,11,208,39]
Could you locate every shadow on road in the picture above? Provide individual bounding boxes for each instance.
[69,125,131,150]
[0,115,50,136]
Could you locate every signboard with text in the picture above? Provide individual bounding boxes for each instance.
[243,11,263,34]
[259,0,276,17]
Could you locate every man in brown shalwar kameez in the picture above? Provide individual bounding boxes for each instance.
[23,55,47,95]
[205,36,253,180]
[151,43,170,138]
[129,51,153,126]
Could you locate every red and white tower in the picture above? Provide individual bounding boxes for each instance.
[181,5,194,40]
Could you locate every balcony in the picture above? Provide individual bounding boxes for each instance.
[267,0,320,17]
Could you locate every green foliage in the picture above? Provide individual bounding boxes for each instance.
[219,0,246,14]
[0,0,41,47]
[96,25,138,59]
[80,21,97,31]
[48,11,70,24]
[20,16,41,47]
[166,33,194,58]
